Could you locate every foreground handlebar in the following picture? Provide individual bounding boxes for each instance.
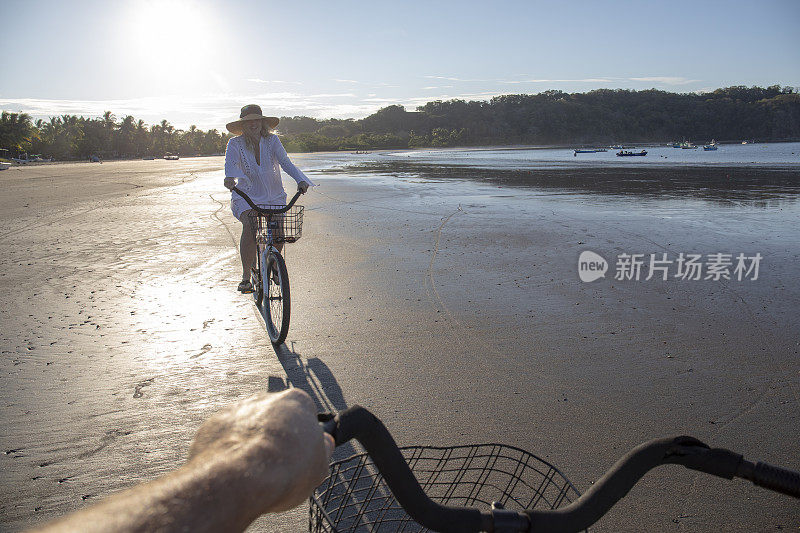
[231,186,303,214]
[321,406,493,532]
[320,407,800,533]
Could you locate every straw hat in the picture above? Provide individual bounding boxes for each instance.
[226,104,279,135]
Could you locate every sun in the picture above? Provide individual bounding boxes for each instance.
[124,0,219,87]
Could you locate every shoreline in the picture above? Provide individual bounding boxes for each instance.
[4,139,800,166]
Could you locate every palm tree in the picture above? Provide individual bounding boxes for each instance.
[116,115,136,157]
[0,111,35,155]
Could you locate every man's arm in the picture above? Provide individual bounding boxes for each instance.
[33,389,333,533]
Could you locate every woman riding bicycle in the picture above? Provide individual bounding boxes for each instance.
[223,104,314,293]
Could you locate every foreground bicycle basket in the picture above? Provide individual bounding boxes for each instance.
[248,204,304,244]
[310,443,583,533]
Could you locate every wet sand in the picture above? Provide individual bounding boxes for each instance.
[1,157,798,531]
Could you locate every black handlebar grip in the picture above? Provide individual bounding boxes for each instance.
[751,462,800,498]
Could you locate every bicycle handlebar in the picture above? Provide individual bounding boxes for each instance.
[320,406,800,533]
[230,186,303,214]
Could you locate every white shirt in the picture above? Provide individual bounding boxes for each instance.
[224,134,314,219]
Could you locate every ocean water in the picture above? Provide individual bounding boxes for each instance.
[378,142,800,169]
[297,142,800,245]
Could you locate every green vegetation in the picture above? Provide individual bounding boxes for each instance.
[278,85,800,150]
[1,85,798,159]
[0,111,229,160]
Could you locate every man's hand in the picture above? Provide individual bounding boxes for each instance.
[298,181,310,194]
[189,388,334,515]
[224,177,236,190]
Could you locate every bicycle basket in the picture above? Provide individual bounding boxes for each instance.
[309,444,583,532]
[248,205,304,244]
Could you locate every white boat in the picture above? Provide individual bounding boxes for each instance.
[0,162,11,171]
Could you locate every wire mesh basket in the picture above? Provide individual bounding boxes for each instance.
[248,205,304,244]
[309,444,583,532]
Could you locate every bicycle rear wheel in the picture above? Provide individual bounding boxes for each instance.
[262,250,290,344]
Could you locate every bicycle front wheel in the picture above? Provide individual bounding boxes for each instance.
[261,250,290,344]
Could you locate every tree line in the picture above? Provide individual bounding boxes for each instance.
[2,85,798,159]
[278,85,800,151]
[0,111,229,160]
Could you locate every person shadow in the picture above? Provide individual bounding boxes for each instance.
[267,340,347,414]
[267,340,359,461]
[267,340,403,530]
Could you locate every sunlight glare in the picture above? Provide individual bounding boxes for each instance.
[125,0,220,89]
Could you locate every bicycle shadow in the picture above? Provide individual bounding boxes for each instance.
[267,341,348,413]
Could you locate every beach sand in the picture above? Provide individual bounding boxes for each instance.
[1,157,798,531]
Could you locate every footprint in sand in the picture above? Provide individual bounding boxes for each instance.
[133,378,154,398]
[190,344,213,359]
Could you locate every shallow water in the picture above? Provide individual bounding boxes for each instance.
[297,144,800,217]
[378,142,800,168]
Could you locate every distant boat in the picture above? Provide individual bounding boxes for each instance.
[680,142,696,149]
[669,142,682,148]
[703,145,718,151]
[164,153,179,160]
[574,149,596,154]
[610,144,634,149]
[0,162,11,171]
[617,150,647,157]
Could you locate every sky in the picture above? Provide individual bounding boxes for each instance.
[1,0,799,131]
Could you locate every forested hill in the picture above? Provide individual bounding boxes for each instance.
[278,85,800,152]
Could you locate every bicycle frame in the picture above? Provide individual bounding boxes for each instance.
[231,186,304,343]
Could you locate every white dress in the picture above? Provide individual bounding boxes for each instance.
[224,134,314,220]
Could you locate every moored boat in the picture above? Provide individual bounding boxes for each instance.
[0,162,11,171]
[616,150,647,157]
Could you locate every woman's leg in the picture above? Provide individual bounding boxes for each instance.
[274,213,284,255]
[239,210,256,281]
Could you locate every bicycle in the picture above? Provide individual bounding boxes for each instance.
[231,186,304,344]
[312,406,800,532]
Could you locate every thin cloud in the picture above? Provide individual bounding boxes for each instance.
[428,75,701,86]
[246,79,303,85]
[333,79,360,84]
[629,76,698,85]
[424,75,492,82]
[501,78,614,84]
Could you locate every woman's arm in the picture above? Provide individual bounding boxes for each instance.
[224,137,248,189]
[31,389,333,533]
[272,136,315,188]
